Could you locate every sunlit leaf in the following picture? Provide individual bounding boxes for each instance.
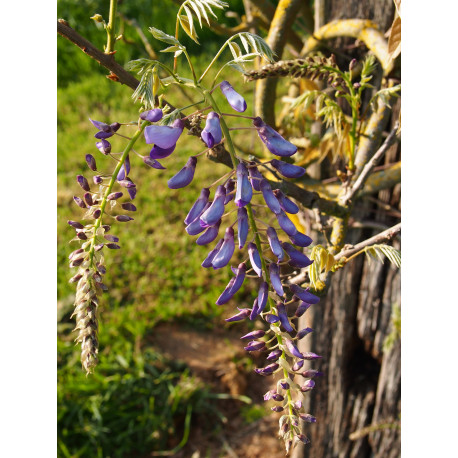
[149,27,181,46]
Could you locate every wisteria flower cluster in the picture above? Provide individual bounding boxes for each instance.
[67,6,323,453]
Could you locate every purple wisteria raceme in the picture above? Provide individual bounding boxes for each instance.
[201,112,222,148]
[220,80,247,112]
[253,117,297,157]
[168,156,197,189]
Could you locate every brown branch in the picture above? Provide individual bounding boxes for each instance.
[287,222,401,286]
[334,222,401,261]
[57,19,140,89]
[342,122,400,205]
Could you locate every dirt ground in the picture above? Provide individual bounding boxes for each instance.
[149,323,287,458]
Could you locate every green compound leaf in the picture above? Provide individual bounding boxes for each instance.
[364,244,401,268]
[233,32,275,63]
[370,84,401,110]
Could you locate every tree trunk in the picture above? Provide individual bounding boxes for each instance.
[292,2,400,457]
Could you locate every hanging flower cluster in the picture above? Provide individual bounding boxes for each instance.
[139,81,322,451]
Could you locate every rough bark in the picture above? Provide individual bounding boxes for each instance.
[293,97,400,458]
[292,1,400,456]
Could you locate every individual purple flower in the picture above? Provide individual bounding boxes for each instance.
[200,185,226,227]
[216,263,246,305]
[201,238,224,268]
[240,330,266,340]
[115,215,133,222]
[247,162,263,191]
[277,302,294,333]
[68,221,84,230]
[279,380,290,390]
[118,179,136,188]
[295,301,312,317]
[185,188,210,225]
[247,242,262,277]
[264,313,280,324]
[260,179,281,214]
[299,414,317,423]
[149,143,176,160]
[93,175,103,185]
[220,80,247,112]
[282,242,314,268]
[140,108,163,123]
[237,207,249,249]
[168,156,197,189]
[289,231,313,247]
[76,175,90,192]
[263,389,277,401]
[235,162,253,207]
[300,380,316,392]
[73,196,86,208]
[301,352,322,361]
[269,263,284,297]
[289,284,320,304]
[284,338,304,359]
[84,192,94,206]
[196,220,221,245]
[256,281,269,315]
[302,370,323,378]
[225,307,251,322]
[186,203,210,236]
[244,340,266,352]
[212,227,235,269]
[292,360,304,372]
[85,154,97,171]
[250,298,259,321]
[254,363,279,375]
[296,434,311,445]
[143,157,166,169]
[126,180,137,200]
[276,211,297,236]
[117,155,131,181]
[144,119,184,149]
[96,139,111,154]
[224,179,235,204]
[297,327,314,339]
[201,112,222,148]
[266,349,282,361]
[273,189,299,214]
[266,227,284,261]
[252,117,297,157]
[270,159,306,178]
[90,118,119,139]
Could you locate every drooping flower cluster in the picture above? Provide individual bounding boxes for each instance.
[68,109,167,373]
[142,81,322,451]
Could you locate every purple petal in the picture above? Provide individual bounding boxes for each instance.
[224,179,235,204]
[212,227,235,269]
[264,313,280,324]
[260,179,281,214]
[247,242,262,277]
[117,155,131,181]
[85,154,97,171]
[107,192,122,201]
[73,196,86,208]
[149,143,176,159]
[289,284,320,303]
[225,307,251,322]
[282,242,314,268]
[140,108,163,123]
[202,238,224,268]
[270,159,306,178]
[144,120,184,148]
[186,203,210,236]
[284,338,304,359]
[237,207,249,249]
[216,262,246,305]
[168,156,197,189]
[273,189,299,214]
[295,301,312,317]
[299,414,317,423]
[94,131,114,139]
[244,340,266,352]
[201,112,222,147]
[235,163,253,208]
[253,117,297,157]
[266,349,282,361]
[240,329,265,340]
[185,188,210,225]
[144,157,166,169]
[300,380,316,392]
[292,360,304,372]
[266,227,284,260]
[90,118,111,132]
[276,211,297,236]
[200,185,226,227]
[247,162,263,191]
[269,263,284,297]
[257,281,269,314]
[302,370,323,378]
[220,81,247,112]
[95,139,111,155]
[297,327,314,339]
[196,220,221,245]
[277,302,294,333]
[289,231,313,247]
[76,175,90,192]
[302,352,322,361]
[250,297,259,320]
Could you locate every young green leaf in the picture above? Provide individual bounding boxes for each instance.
[149,27,182,46]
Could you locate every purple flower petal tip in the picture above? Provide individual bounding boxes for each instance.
[140,108,163,123]
[149,143,176,159]
[253,117,297,156]
[270,159,306,178]
[144,121,184,148]
[168,156,197,189]
[201,112,222,148]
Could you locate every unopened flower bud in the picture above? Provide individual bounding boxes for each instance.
[106,243,121,249]
[107,192,123,200]
[76,232,87,240]
[76,175,90,191]
[349,58,357,71]
[93,175,103,184]
[121,203,137,212]
[271,406,284,412]
[73,196,86,208]
[92,209,101,219]
[85,154,97,171]
[84,192,94,206]
[115,215,133,222]
[67,220,84,230]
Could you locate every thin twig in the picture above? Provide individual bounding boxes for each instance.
[342,122,400,205]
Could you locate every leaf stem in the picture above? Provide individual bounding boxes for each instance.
[105,0,118,54]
